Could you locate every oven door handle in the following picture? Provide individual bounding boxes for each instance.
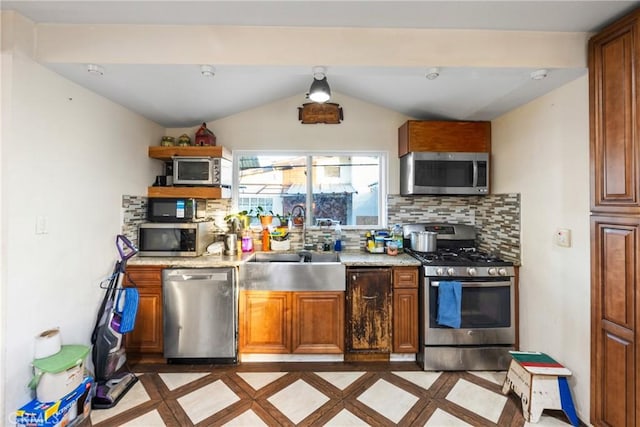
[431,281,511,288]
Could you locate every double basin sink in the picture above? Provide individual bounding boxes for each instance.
[239,251,346,291]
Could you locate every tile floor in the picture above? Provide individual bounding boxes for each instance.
[86,363,576,426]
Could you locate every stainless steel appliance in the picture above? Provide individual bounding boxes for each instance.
[400,152,489,195]
[147,197,207,222]
[138,221,214,257]
[163,268,237,363]
[403,223,515,371]
[173,156,232,186]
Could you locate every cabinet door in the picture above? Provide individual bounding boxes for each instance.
[239,291,291,353]
[393,267,419,353]
[346,268,392,353]
[590,16,640,213]
[123,266,164,354]
[398,120,491,156]
[292,292,344,354]
[591,216,638,426]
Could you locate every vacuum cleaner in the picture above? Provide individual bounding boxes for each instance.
[90,235,139,409]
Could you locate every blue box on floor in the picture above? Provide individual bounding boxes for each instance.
[15,376,94,427]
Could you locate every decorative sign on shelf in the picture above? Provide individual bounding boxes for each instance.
[298,102,343,124]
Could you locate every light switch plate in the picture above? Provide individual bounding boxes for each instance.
[556,228,571,247]
[35,216,48,234]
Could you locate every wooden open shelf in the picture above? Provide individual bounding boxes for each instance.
[147,186,231,199]
[148,145,232,161]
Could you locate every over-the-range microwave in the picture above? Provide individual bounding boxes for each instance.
[400,152,489,196]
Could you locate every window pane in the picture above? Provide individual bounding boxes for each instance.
[238,155,307,226]
[311,156,379,226]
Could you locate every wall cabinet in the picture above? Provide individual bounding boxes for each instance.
[589,8,640,426]
[392,267,419,353]
[147,145,232,199]
[239,290,344,354]
[346,268,392,357]
[398,120,491,157]
[123,265,164,359]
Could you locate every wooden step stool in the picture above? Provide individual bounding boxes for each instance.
[501,351,579,426]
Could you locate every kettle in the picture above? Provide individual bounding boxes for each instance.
[224,233,238,255]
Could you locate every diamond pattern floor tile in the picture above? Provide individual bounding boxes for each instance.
[90,380,151,425]
[446,378,507,423]
[236,372,287,390]
[177,379,240,424]
[425,408,473,426]
[392,371,441,390]
[314,371,366,390]
[267,379,330,424]
[324,408,370,426]
[357,379,419,423]
[158,372,209,391]
[222,409,268,426]
[120,409,166,426]
[468,370,507,386]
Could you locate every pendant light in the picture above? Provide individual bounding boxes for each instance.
[308,66,331,103]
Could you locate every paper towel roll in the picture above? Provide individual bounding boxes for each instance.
[34,328,62,359]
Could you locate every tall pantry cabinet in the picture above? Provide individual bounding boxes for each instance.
[589,8,640,426]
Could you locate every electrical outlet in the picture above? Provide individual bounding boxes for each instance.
[556,228,571,248]
[35,216,48,234]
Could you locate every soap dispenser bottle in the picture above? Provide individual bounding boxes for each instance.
[333,224,342,252]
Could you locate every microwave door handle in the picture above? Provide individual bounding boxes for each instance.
[472,160,478,187]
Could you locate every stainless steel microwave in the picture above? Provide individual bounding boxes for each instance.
[138,221,214,257]
[147,198,206,223]
[400,152,489,196]
[173,157,232,186]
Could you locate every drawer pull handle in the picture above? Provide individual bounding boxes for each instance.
[362,295,377,300]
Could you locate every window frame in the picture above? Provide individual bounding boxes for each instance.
[232,150,388,229]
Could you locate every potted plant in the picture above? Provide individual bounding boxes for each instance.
[275,212,291,228]
[224,210,250,232]
[251,206,274,227]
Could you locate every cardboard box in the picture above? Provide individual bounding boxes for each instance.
[16,376,94,427]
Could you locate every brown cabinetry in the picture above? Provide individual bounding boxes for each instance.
[398,120,491,157]
[147,145,232,199]
[346,268,392,359]
[589,8,640,426]
[239,290,344,354]
[123,265,164,359]
[392,267,419,353]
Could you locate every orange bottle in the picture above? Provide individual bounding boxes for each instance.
[262,229,270,251]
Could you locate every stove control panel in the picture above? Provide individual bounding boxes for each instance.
[426,266,515,278]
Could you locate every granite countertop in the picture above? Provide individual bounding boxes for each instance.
[127,250,421,268]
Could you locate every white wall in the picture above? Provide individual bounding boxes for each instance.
[1,13,163,419]
[170,92,410,194]
[491,76,590,419]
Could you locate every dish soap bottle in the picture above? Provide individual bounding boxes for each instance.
[392,223,404,253]
[333,224,342,252]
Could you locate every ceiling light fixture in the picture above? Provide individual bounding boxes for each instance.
[308,66,331,103]
[530,69,548,80]
[87,64,104,76]
[425,67,440,80]
[200,65,215,78]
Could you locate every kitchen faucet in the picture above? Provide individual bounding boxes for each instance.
[291,204,312,249]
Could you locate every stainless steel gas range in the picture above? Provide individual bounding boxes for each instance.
[403,223,516,371]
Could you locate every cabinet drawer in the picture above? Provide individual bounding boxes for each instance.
[393,267,418,288]
[125,266,163,287]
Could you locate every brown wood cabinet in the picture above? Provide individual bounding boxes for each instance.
[346,268,392,357]
[398,120,491,157]
[147,145,232,199]
[123,265,164,358]
[392,267,419,353]
[239,290,344,354]
[589,8,640,426]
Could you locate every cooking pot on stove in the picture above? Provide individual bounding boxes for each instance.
[410,231,437,252]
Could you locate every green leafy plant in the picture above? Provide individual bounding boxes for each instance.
[250,206,274,219]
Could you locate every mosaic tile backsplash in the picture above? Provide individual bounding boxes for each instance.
[122,193,520,262]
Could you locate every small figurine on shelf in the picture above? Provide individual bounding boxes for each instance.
[195,122,216,146]
[177,133,191,146]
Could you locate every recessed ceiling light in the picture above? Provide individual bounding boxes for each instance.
[530,69,548,80]
[87,64,104,76]
[425,67,440,80]
[200,65,215,78]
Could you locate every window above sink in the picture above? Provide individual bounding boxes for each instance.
[234,151,386,228]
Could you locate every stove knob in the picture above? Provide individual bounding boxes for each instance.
[498,268,508,276]
[488,267,497,276]
[447,268,456,276]
[436,268,445,276]
[467,267,477,276]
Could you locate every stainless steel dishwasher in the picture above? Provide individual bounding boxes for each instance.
[162,268,237,363]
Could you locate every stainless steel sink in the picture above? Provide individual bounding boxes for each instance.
[240,251,345,291]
